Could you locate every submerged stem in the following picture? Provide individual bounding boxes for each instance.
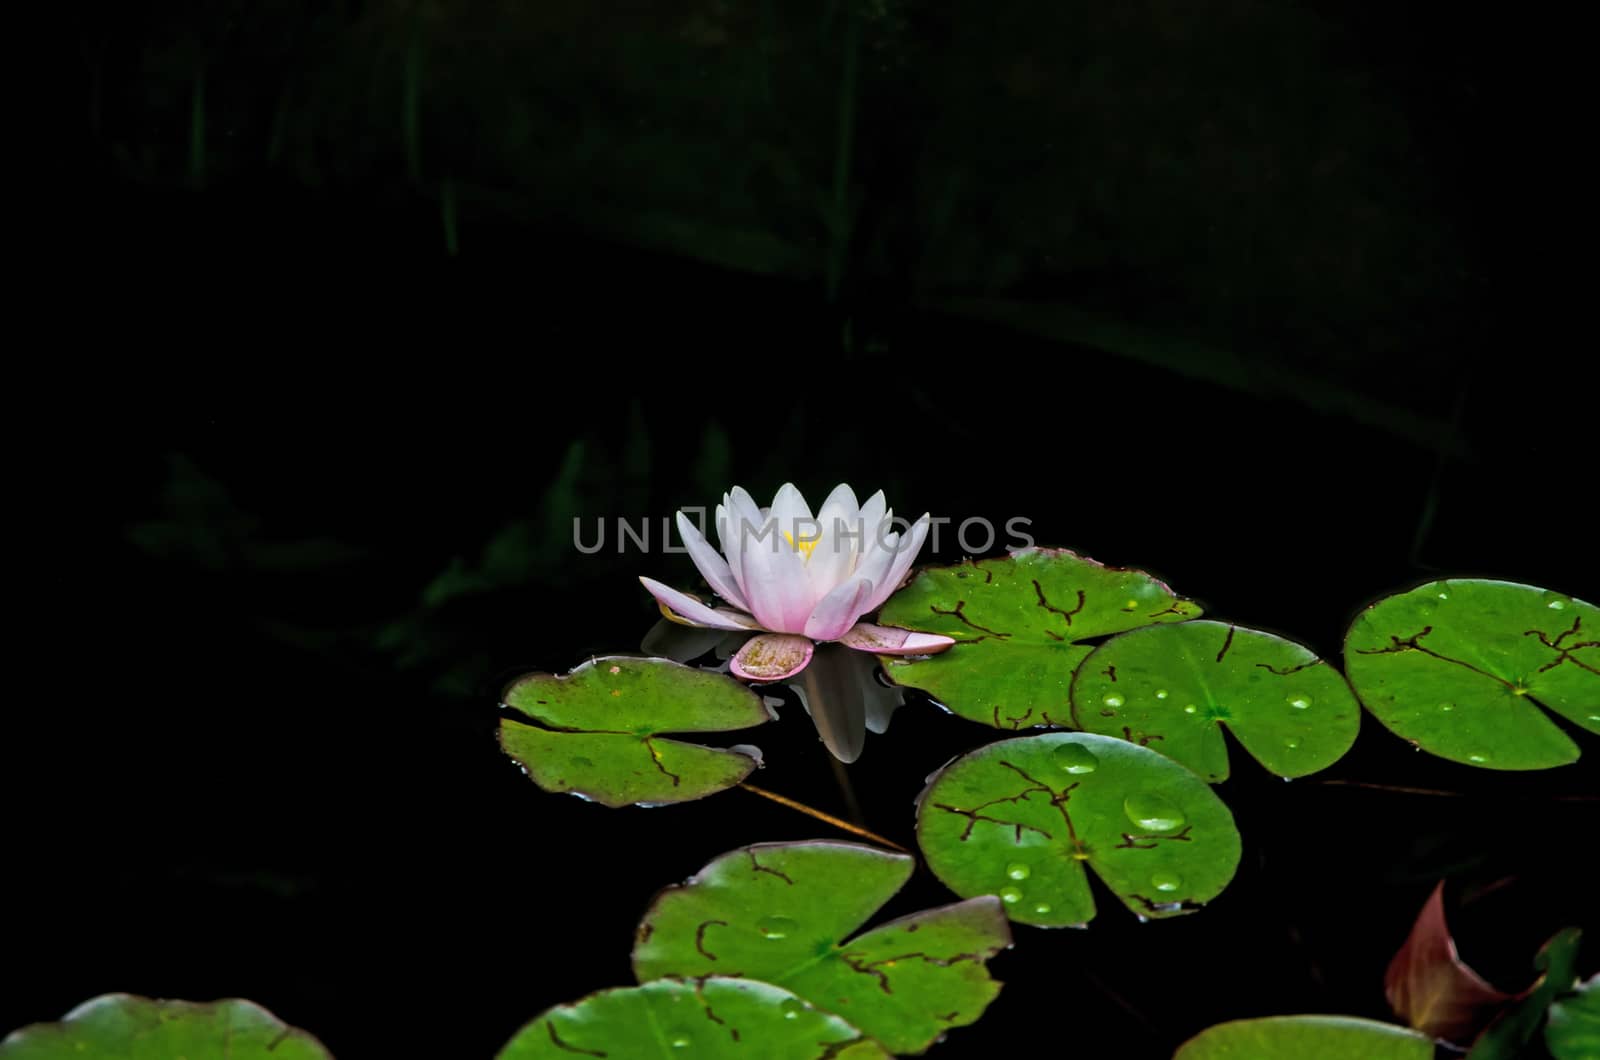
[738,782,909,853]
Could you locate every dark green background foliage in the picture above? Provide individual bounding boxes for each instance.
[24,0,1593,1056]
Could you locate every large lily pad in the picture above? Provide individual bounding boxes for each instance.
[1173,1015,1434,1059]
[916,732,1240,927]
[877,548,1202,729]
[1344,580,1599,770]
[1071,621,1361,780]
[1546,974,1600,1060]
[632,841,1010,1055]
[500,655,773,807]
[0,994,333,1060]
[496,977,890,1059]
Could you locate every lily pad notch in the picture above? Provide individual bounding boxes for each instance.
[1071,620,1362,781]
[499,655,775,807]
[632,840,1012,1055]
[915,732,1240,928]
[876,547,1204,729]
[1344,579,1599,770]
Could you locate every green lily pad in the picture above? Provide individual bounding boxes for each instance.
[1344,580,1599,770]
[0,994,333,1060]
[499,655,773,807]
[1468,927,1583,1060]
[495,977,890,1059]
[1070,621,1362,781]
[1173,1015,1434,1059]
[877,548,1202,729]
[1546,974,1600,1060]
[632,841,1010,1055]
[916,732,1240,927]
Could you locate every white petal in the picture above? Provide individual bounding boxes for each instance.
[768,482,817,558]
[639,577,760,631]
[677,511,748,610]
[725,486,766,596]
[803,577,874,642]
[864,513,932,612]
[807,483,861,598]
[736,514,813,633]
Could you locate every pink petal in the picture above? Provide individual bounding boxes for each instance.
[839,622,956,655]
[738,514,815,634]
[863,512,931,613]
[806,483,862,600]
[730,633,815,681]
[723,487,767,601]
[676,511,749,610]
[639,577,760,631]
[768,482,816,549]
[803,577,874,642]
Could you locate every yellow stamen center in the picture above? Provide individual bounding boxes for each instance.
[783,529,821,561]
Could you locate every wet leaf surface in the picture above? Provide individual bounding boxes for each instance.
[500,656,772,807]
[877,548,1201,729]
[915,732,1239,927]
[1345,580,1599,769]
[632,841,1009,1055]
[1072,620,1361,781]
[0,995,333,1060]
[1173,1015,1434,1059]
[495,977,890,1059]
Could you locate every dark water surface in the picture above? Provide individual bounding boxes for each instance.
[10,335,1594,1058]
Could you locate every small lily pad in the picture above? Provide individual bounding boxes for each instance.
[916,732,1240,927]
[877,548,1202,729]
[1546,974,1600,1060]
[1173,1015,1434,1059]
[1071,621,1362,781]
[1344,580,1599,770]
[495,977,890,1059]
[0,994,333,1060]
[1468,928,1583,1060]
[633,841,1010,1055]
[500,656,773,807]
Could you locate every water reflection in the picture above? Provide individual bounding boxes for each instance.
[640,622,905,762]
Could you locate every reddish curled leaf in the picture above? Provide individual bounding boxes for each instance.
[1385,882,1517,1043]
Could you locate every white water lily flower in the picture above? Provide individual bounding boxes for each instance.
[640,483,955,682]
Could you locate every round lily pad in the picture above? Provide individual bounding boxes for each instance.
[633,841,1011,1055]
[495,977,890,1059]
[0,994,332,1060]
[499,656,773,807]
[1546,974,1600,1060]
[877,548,1202,729]
[1344,580,1599,770]
[1071,621,1361,781]
[916,732,1240,927]
[1173,1015,1434,1059]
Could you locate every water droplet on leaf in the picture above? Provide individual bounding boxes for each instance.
[757,915,798,939]
[1123,794,1187,832]
[999,887,1023,904]
[1286,694,1311,710]
[1103,694,1124,708]
[1006,862,1031,881]
[1155,689,1169,699]
[1052,743,1099,774]
[1152,872,1182,892]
